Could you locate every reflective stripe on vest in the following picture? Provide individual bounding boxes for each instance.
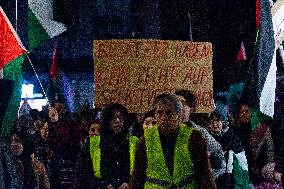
[90,136,101,178]
[129,135,139,174]
[146,175,194,188]
[144,123,196,189]
[90,135,138,178]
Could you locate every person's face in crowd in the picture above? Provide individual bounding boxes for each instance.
[54,102,65,115]
[155,102,180,134]
[143,117,156,130]
[209,116,223,133]
[136,113,145,127]
[110,109,124,134]
[17,116,30,132]
[227,106,235,123]
[239,105,251,124]
[10,134,23,156]
[177,95,191,122]
[33,119,42,132]
[48,107,59,122]
[17,117,26,128]
[89,123,100,137]
[40,122,49,140]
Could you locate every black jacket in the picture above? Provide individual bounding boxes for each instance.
[210,126,244,154]
[272,118,284,175]
[77,138,101,189]
[210,126,244,189]
[100,134,130,188]
[77,135,131,189]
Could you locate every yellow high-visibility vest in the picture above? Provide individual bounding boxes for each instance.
[144,123,197,189]
[89,135,139,178]
[90,136,101,178]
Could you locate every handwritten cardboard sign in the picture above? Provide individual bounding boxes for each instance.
[93,39,214,113]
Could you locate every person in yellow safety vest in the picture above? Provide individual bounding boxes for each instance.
[130,93,217,189]
[78,119,102,189]
[78,103,139,189]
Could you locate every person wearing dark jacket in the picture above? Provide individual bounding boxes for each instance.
[175,90,226,179]
[100,103,138,189]
[272,97,284,185]
[34,121,54,188]
[17,116,37,189]
[273,123,284,185]
[1,134,23,188]
[77,120,102,189]
[130,93,216,189]
[208,111,244,155]
[78,103,138,189]
[208,111,247,189]
[234,102,274,186]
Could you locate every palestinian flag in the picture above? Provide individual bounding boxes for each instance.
[0,7,26,69]
[49,45,74,111]
[243,0,276,117]
[237,41,247,62]
[48,43,68,106]
[28,0,66,51]
[227,150,250,189]
[0,7,26,138]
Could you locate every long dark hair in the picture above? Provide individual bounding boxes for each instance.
[100,103,131,137]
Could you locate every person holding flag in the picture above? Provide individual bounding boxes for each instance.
[207,109,249,189]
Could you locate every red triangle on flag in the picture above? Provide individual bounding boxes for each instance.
[237,41,247,62]
[0,7,26,69]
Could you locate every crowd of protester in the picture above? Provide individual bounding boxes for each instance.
[2,90,284,189]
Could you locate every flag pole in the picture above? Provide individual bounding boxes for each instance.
[0,69,3,79]
[26,53,50,104]
[188,13,193,41]
[279,44,284,67]
[15,0,18,32]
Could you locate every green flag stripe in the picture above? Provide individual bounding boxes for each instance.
[233,154,250,189]
[28,8,50,51]
[1,55,26,138]
[251,108,272,131]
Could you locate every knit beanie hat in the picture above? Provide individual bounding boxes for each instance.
[214,101,229,125]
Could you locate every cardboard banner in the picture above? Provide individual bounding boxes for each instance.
[93,39,213,113]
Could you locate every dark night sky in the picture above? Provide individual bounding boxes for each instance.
[0,0,255,92]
